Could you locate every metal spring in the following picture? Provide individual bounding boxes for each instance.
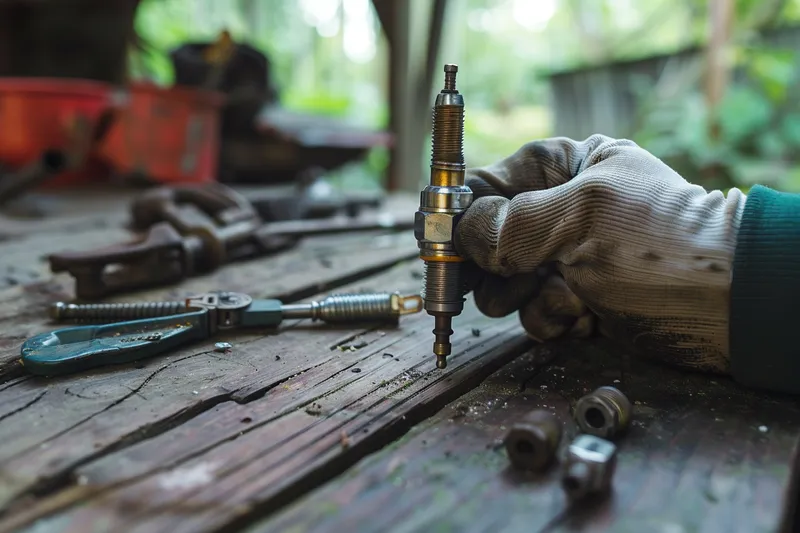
[50,301,188,323]
[422,262,464,304]
[313,293,397,322]
[431,105,465,166]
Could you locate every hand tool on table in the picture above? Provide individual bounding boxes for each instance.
[414,64,473,369]
[22,291,423,376]
[243,171,383,222]
[48,183,414,300]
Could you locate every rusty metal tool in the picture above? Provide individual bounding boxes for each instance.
[414,64,473,369]
[561,435,618,501]
[22,291,423,376]
[504,409,562,472]
[48,183,413,300]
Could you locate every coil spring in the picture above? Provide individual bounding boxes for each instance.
[314,293,396,322]
[51,301,188,323]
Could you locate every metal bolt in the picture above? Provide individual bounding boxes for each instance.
[561,434,617,501]
[214,342,232,352]
[50,300,188,322]
[503,409,562,471]
[573,386,632,439]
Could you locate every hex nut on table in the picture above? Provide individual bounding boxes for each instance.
[562,434,618,501]
[503,409,562,471]
[573,386,632,439]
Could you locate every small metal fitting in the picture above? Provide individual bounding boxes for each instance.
[50,300,188,322]
[561,434,617,501]
[504,409,562,471]
[573,386,632,439]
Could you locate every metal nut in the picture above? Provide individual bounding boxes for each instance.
[573,386,632,439]
[562,434,617,501]
[504,409,562,471]
[413,210,457,243]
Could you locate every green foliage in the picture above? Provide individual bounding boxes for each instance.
[633,44,800,193]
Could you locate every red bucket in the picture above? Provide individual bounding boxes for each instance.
[0,77,113,187]
[99,82,224,184]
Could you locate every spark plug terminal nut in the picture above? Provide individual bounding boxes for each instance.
[561,434,618,501]
[504,409,562,471]
[573,386,632,439]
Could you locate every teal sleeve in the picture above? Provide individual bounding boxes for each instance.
[730,185,800,394]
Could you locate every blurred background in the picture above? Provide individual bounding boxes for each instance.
[2,0,800,202]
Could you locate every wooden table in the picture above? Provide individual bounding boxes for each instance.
[0,191,798,533]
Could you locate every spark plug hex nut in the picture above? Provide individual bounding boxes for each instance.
[504,409,562,471]
[573,386,632,439]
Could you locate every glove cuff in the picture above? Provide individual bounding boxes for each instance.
[730,185,800,394]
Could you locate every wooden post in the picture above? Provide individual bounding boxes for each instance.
[706,0,734,139]
[373,0,449,192]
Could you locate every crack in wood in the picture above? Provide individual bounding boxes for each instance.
[1,350,219,465]
[0,376,30,393]
[0,391,46,424]
[0,310,530,532]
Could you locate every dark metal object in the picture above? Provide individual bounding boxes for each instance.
[574,386,632,439]
[50,292,422,326]
[246,175,383,222]
[414,64,473,369]
[50,300,187,322]
[48,183,412,300]
[504,409,562,471]
[170,37,278,138]
[0,150,67,207]
[562,435,618,501]
[22,291,422,376]
[0,108,115,207]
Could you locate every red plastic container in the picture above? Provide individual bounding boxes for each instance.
[99,82,224,184]
[0,77,113,187]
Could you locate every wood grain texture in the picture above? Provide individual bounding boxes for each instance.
[0,234,421,506]
[0,283,531,533]
[257,340,800,533]
[0,192,418,376]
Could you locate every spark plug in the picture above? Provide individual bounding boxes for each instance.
[414,64,473,369]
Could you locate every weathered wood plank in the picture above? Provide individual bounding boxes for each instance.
[0,287,532,533]
[0,191,417,378]
[0,238,421,507]
[0,230,418,376]
[256,340,800,533]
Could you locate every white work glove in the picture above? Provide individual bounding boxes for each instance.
[455,135,747,373]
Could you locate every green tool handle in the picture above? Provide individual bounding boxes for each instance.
[20,310,210,377]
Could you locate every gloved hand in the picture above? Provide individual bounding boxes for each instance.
[455,134,747,373]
